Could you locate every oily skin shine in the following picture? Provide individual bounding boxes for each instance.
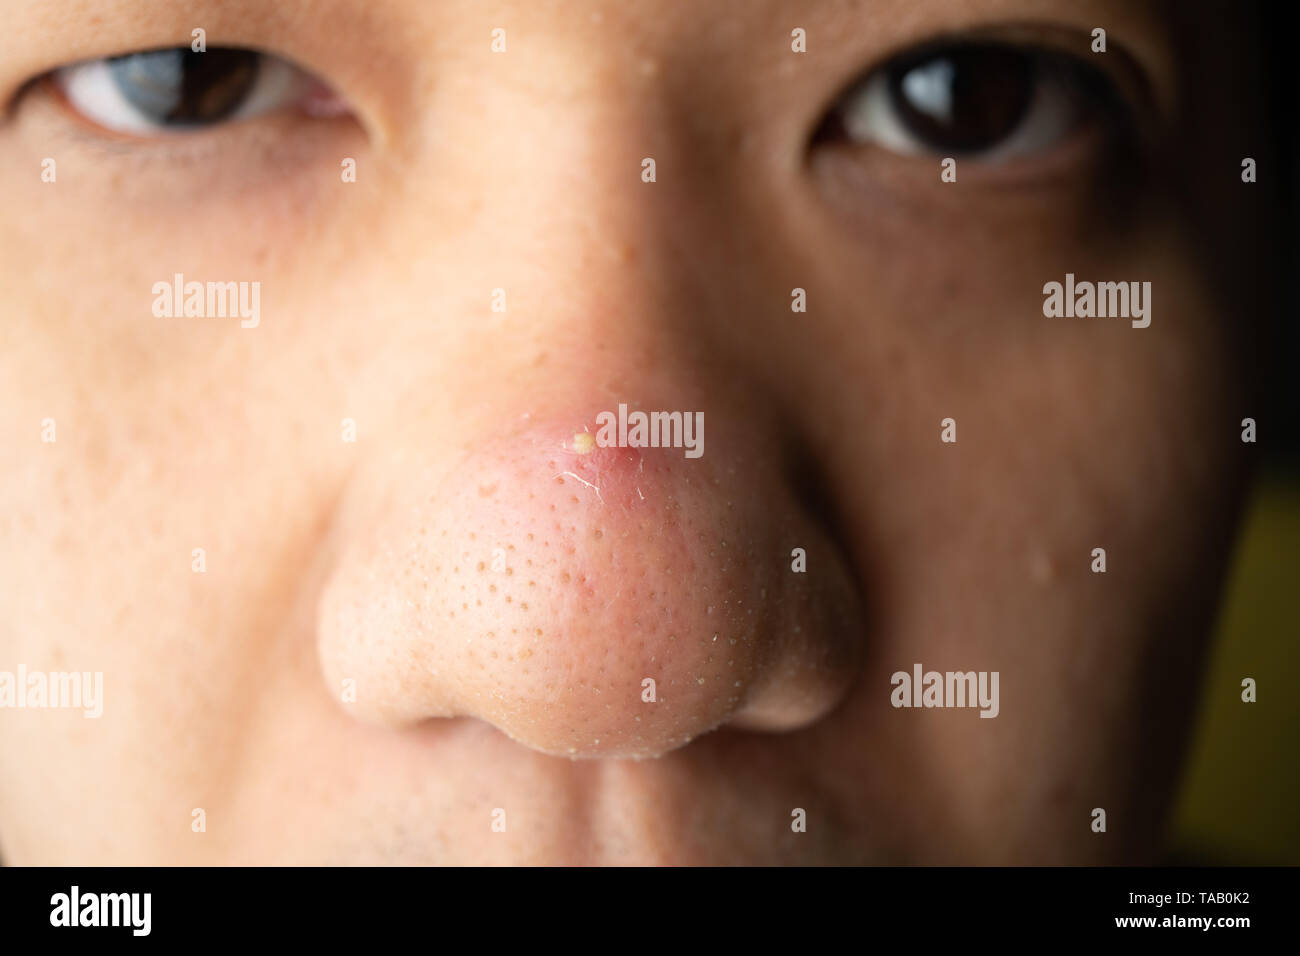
[0,0,1267,863]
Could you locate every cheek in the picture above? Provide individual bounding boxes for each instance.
[800,244,1249,843]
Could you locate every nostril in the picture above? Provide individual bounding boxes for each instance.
[317,412,866,759]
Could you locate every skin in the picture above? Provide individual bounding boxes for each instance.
[0,0,1271,863]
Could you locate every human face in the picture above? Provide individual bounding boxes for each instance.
[0,0,1263,863]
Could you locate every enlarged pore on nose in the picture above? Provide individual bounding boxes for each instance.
[317,417,863,758]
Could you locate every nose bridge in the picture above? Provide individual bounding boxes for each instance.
[384,26,711,360]
[479,92,685,349]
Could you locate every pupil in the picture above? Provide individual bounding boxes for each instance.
[888,47,1034,153]
[108,48,260,126]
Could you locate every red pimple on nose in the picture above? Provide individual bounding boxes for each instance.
[555,431,650,507]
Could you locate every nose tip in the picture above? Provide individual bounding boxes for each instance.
[317,408,864,759]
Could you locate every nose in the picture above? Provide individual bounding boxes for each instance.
[316,386,865,759]
[314,41,864,758]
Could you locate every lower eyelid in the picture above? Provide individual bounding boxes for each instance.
[822,120,1110,195]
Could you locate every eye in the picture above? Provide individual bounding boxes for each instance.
[824,43,1126,162]
[51,47,345,135]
